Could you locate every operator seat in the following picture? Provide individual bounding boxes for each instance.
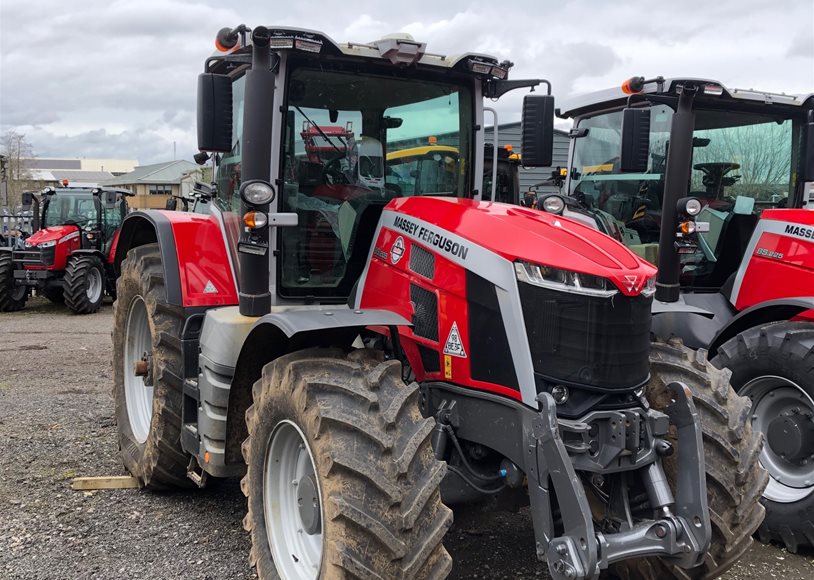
[695,212,758,290]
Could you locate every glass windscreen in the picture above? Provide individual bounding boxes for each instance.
[278,67,473,299]
[43,194,98,228]
[569,105,797,289]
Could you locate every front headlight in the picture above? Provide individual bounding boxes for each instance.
[38,240,56,248]
[514,260,618,298]
[240,180,275,205]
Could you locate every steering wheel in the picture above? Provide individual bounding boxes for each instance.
[65,214,90,227]
[322,158,351,186]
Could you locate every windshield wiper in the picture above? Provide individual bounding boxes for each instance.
[296,107,343,155]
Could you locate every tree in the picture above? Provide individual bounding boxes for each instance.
[1,130,35,208]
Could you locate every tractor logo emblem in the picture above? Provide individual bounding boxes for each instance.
[623,275,640,293]
[391,236,405,264]
[443,321,467,358]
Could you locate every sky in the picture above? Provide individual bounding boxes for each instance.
[0,0,812,166]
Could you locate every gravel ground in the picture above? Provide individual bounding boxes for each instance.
[1,298,812,579]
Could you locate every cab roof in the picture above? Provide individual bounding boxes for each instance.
[558,77,814,119]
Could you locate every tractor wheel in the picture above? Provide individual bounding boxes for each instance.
[112,243,192,489]
[0,252,28,312]
[42,286,64,304]
[242,348,452,580]
[64,255,105,314]
[612,339,767,580]
[713,321,814,552]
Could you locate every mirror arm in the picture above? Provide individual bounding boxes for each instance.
[486,78,550,99]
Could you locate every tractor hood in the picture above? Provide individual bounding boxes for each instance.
[26,225,79,246]
[385,197,656,296]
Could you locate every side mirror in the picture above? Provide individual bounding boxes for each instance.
[21,192,33,210]
[165,197,178,211]
[104,191,118,209]
[521,94,555,167]
[802,116,814,182]
[619,108,651,173]
[197,73,233,153]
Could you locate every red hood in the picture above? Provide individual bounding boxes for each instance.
[27,225,79,245]
[386,197,657,296]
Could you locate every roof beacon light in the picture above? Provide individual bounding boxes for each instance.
[504,144,513,152]
[215,27,240,53]
[621,76,646,95]
[428,136,438,145]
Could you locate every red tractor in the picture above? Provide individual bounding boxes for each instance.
[0,185,132,313]
[111,26,764,580]
[547,77,814,551]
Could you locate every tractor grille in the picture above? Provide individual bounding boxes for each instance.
[12,247,55,268]
[410,283,439,341]
[518,283,652,390]
[409,244,435,280]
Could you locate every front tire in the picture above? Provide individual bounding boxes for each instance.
[612,339,767,580]
[0,252,28,312]
[713,321,814,552]
[242,348,452,580]
[112,243,192,489]
[64,255,105,314]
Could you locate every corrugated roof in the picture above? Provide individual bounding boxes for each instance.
[29,169,115,182]
[103,160,200,185]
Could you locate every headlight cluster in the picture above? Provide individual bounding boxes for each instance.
[514,260,618,297]
[37,240,57,248]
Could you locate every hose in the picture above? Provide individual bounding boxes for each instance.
[444,425,503,482]
[447,465,506,495]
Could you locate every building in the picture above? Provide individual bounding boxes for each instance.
[102,160,208,209]
[484,122,570,193]
[23,157,138,189]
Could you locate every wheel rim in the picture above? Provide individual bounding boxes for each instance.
[124,296,153,444]
[264,420,323,580]
[86,266,102,303]
[742,375,814,503]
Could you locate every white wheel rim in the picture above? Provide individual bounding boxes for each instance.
[87,266,103,302]
[742,375,814,503]
[264,420,323,580]
[124,296,153,444]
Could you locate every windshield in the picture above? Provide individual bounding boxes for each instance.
[43,194,98,228]
[278,66,474,299]
[570,106,798,289]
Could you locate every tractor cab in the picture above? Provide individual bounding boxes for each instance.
[557,78,814,295]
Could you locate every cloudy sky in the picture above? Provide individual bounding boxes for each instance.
[1,0,812,165]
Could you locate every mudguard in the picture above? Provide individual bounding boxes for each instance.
[707,296,814,358]
[114,210,238,307]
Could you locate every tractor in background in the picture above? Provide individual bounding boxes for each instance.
[110,26,765,580]
[549,76,814,551]
[0,184,132,313]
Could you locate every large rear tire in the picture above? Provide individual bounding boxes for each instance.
[712,321,814,552]
[612,339,767,580]
[64,255,105,314]
[0,251,28,312]
[112,243,192,489]
[242,348,452,580]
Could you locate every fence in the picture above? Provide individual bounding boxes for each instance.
[1,206,35,245]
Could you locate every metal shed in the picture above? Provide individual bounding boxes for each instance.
[485,122,570,193]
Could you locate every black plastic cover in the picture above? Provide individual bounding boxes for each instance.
[521,94,555,168]
[620,108,651,173]
[197,73,233,153]
[519,283,652,390]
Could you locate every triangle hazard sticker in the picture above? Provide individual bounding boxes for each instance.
[203,280,218,294]
[443,321,467,358]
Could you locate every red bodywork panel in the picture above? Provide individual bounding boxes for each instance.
[157,211,239,307]
[107,230,120,264]
[358,197,657,402]
[25,225,80,270]
[732,209,814,312]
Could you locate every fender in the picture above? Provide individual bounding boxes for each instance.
[223,308,411,465]
[114,210,238,307]
[707,296,814,358]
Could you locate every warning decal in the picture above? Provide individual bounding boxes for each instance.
[443,321,467,358]
[203,280,218,294]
